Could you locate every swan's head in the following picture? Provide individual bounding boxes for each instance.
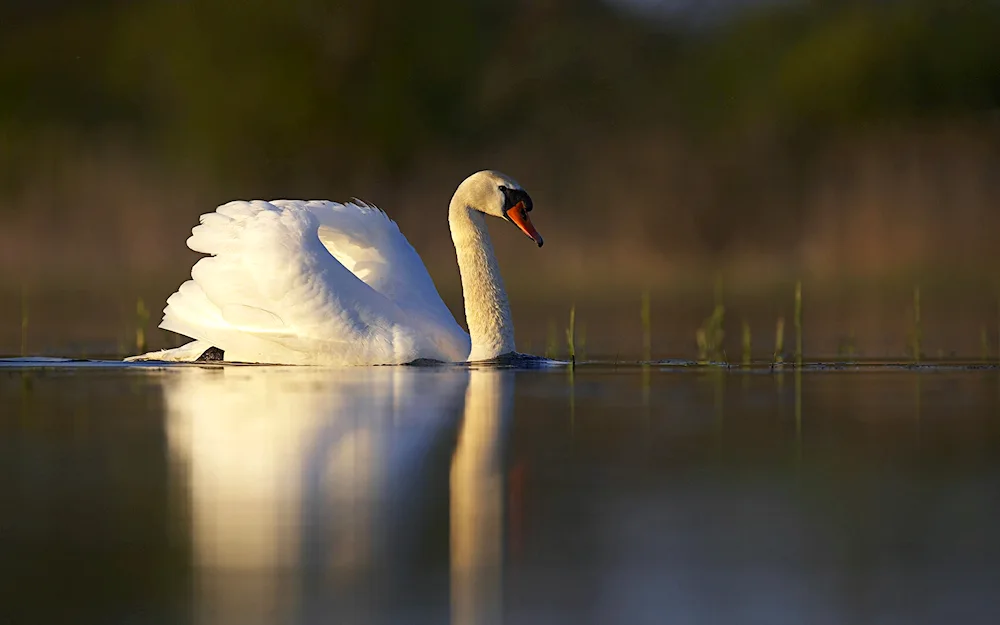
[456,170,543,247]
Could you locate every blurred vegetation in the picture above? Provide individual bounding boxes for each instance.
[4,0,1000,361]
[2,0,644,188]
[3,0,998,191]
[679,0,1000,132]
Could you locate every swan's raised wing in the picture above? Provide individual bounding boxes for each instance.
[159,200,463,365]
[281,200,458,326]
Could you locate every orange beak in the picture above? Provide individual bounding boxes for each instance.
[506,201,544,247]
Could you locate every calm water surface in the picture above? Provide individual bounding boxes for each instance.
[2,362,999,625]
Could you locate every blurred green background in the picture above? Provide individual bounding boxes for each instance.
[2,0,1000,358]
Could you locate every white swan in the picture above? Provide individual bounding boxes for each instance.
[127,170,543,365]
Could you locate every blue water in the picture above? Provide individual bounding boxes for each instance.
[2,361,999,624]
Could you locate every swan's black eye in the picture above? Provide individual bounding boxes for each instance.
[499,185,533,213]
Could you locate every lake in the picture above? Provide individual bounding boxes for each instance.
[2,360,999,624]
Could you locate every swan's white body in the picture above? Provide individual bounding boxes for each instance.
[128,170,540,365]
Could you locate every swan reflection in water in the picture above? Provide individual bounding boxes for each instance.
[162,365,513,625]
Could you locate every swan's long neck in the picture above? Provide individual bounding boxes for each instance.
[449,199,515,361]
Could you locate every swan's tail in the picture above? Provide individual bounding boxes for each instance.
[124,340,214,363]
[143,202,307,364]
[125,276,227,362]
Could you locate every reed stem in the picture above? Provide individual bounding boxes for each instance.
[774,317,785,365]
[794,280,802,367]
[742,320,751,366]
[20,285,28,357]
[565,304,576,366]
[135,297,150,354]
[640,290,651,362]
